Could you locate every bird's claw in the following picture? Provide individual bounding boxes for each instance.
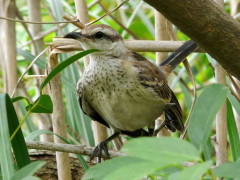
[90,141,110,163]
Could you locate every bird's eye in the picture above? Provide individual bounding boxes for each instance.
[95,31,104,39]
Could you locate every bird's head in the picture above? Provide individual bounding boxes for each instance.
[64,24,127,57]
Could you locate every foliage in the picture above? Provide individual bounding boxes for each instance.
[0,50,96,178]
[82,84,240,179]
[0,94,44,179]
[0,0,240,179]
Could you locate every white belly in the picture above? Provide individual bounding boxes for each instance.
[88,83,166,131]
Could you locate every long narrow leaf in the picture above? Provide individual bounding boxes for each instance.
[227,99,240,161]
[5,94,31,168]
[0,94,15,179]
[40,49,98,92]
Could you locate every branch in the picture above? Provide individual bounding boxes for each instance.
[49,38,203,53]
[26,141,125,158]
[144,0,240,80]
[0,16,78,24]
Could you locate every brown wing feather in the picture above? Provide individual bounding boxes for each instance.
[130,51,184,132]
[77,80,110,128]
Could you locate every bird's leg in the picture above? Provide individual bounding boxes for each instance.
[148,127,154,136]
[90,132,120,163]
[153,121,167,136]
[153,103,177,136]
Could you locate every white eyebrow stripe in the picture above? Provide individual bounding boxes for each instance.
[87,27,117,37]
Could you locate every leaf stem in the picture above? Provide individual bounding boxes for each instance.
[10,99,40,141]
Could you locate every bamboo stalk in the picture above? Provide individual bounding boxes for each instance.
[0,41,6,93]
[215,64,228,166]
[215,0,228,169]
[2,0,17,94]
[230,0,239,16]
[48,48,71,180]
[50,39,200,52]
[0,2,6,93]
[155,11,171,136]
[74,0,108,147]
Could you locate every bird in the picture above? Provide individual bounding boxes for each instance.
[64,24,198,162]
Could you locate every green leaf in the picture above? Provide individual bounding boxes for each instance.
[169,161,212,180]
[40,49,98,92]
[17,48,46,70]
[0,94,15,179]
[228,93,240,117]
[188,84,229,151]
[19,176,41,180]
[2,94,31,169]
[83,156,153,180]
[121,137,200,164]
[27,94,53,113]
[84,137,200,180]
[227,99,240,161]
[25,129,89,171]
[11,161,45,180]
[213,161,240,178]
[12,96,31,105]
[180,83,192,110]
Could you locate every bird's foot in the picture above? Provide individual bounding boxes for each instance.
[90,140,110,163]
[153,121,167,136]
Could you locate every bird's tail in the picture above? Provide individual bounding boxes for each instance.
[159,40,198,74]
[165,92,184,133]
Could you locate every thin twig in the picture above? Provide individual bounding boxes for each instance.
[180,60,197,139]
[62,15,84,29]
[26,141,125,159]
[99,2,140,40]
[0,16,79,24]
[20,23,67,48]
[11,48,48,98]
[24,75,47,78]
[85,0,129,26]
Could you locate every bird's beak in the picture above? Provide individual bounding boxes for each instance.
[64,32,82,39]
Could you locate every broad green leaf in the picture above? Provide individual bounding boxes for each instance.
[121,137,200,164]
[152,166,181,178]
[84,137,200,180]
[11,161,45,180]
[40,49,98,92]
[20,176,41,180]
[12,96,30,105]
[25,129,89,171]
[169,161,212,180]
[213,161,240,178]
[227,99,240,161]
[83,156,153,180]
[2,94,30,169]
[0,94,15,179]
[104,159,159,180]
[188,84,229,150]
[27,94,53,113]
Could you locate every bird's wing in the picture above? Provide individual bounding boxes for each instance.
[77,79,110,128]
[129,51,184,132]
